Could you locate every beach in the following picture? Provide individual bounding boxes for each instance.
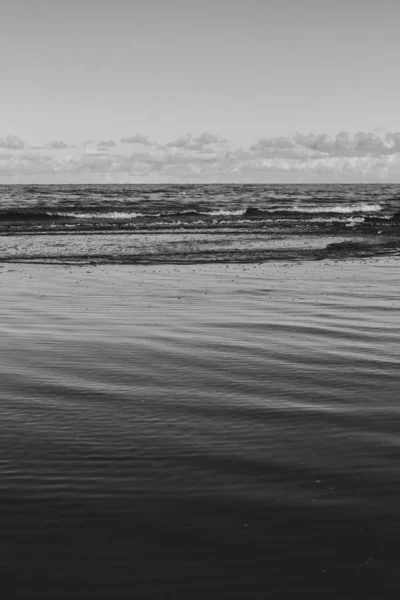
[3,0,400,595]
[1,256,399,598]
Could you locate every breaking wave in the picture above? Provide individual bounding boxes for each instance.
[49,211,147,219]
[243,203,383,215]
[288,203,383,214]
[0,183,398,264]
[205,209,247,216]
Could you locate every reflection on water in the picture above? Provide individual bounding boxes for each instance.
[1,259,399,598]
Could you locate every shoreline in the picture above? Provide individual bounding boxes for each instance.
[1,255,399,298]
[1,246,399,266]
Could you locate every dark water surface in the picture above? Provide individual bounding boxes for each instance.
[0,183,399,263]
[1,259,399,598]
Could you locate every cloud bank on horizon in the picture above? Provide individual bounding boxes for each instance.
[1,130,400,183]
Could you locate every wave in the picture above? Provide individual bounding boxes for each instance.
[205,209,247,216]
[0,210,55,221]
[49,211,147,219]
[243,204,383,216]
[0,202,384,223]
[48,208,250,220]
[289,203,383,214]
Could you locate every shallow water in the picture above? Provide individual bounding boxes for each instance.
[1,259,399,598]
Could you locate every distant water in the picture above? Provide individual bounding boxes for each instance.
[0,183,399,263]
[1,260,399,598]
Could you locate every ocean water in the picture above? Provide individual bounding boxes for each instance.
[1,258,400,598]
[0,183,399,263]
[0,184,400,598]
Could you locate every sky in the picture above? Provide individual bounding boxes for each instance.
[1,0,400,183]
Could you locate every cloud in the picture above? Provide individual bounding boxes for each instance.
[120,134,151,145]
[1,130,400,182]
[167,131,227,151]
[97,140,116,148]
[0,135,25,150]
[166,133,192,149]
[247,131,400,164]
[85,151,111,156]
[250,137,295,152]
[384,132,400,153]
[48,140,70,149]
[0,152,57,176]
[294,131,400,157]
[232,153,400,182]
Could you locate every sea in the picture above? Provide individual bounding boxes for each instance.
[0,183,399,263]
[0,184,400,598]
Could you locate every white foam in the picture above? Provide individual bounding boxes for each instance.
[50,211,145,219]
[205,209,246,216]
[288,203,382,214]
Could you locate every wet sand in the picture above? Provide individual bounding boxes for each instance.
[1,257,400,599]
